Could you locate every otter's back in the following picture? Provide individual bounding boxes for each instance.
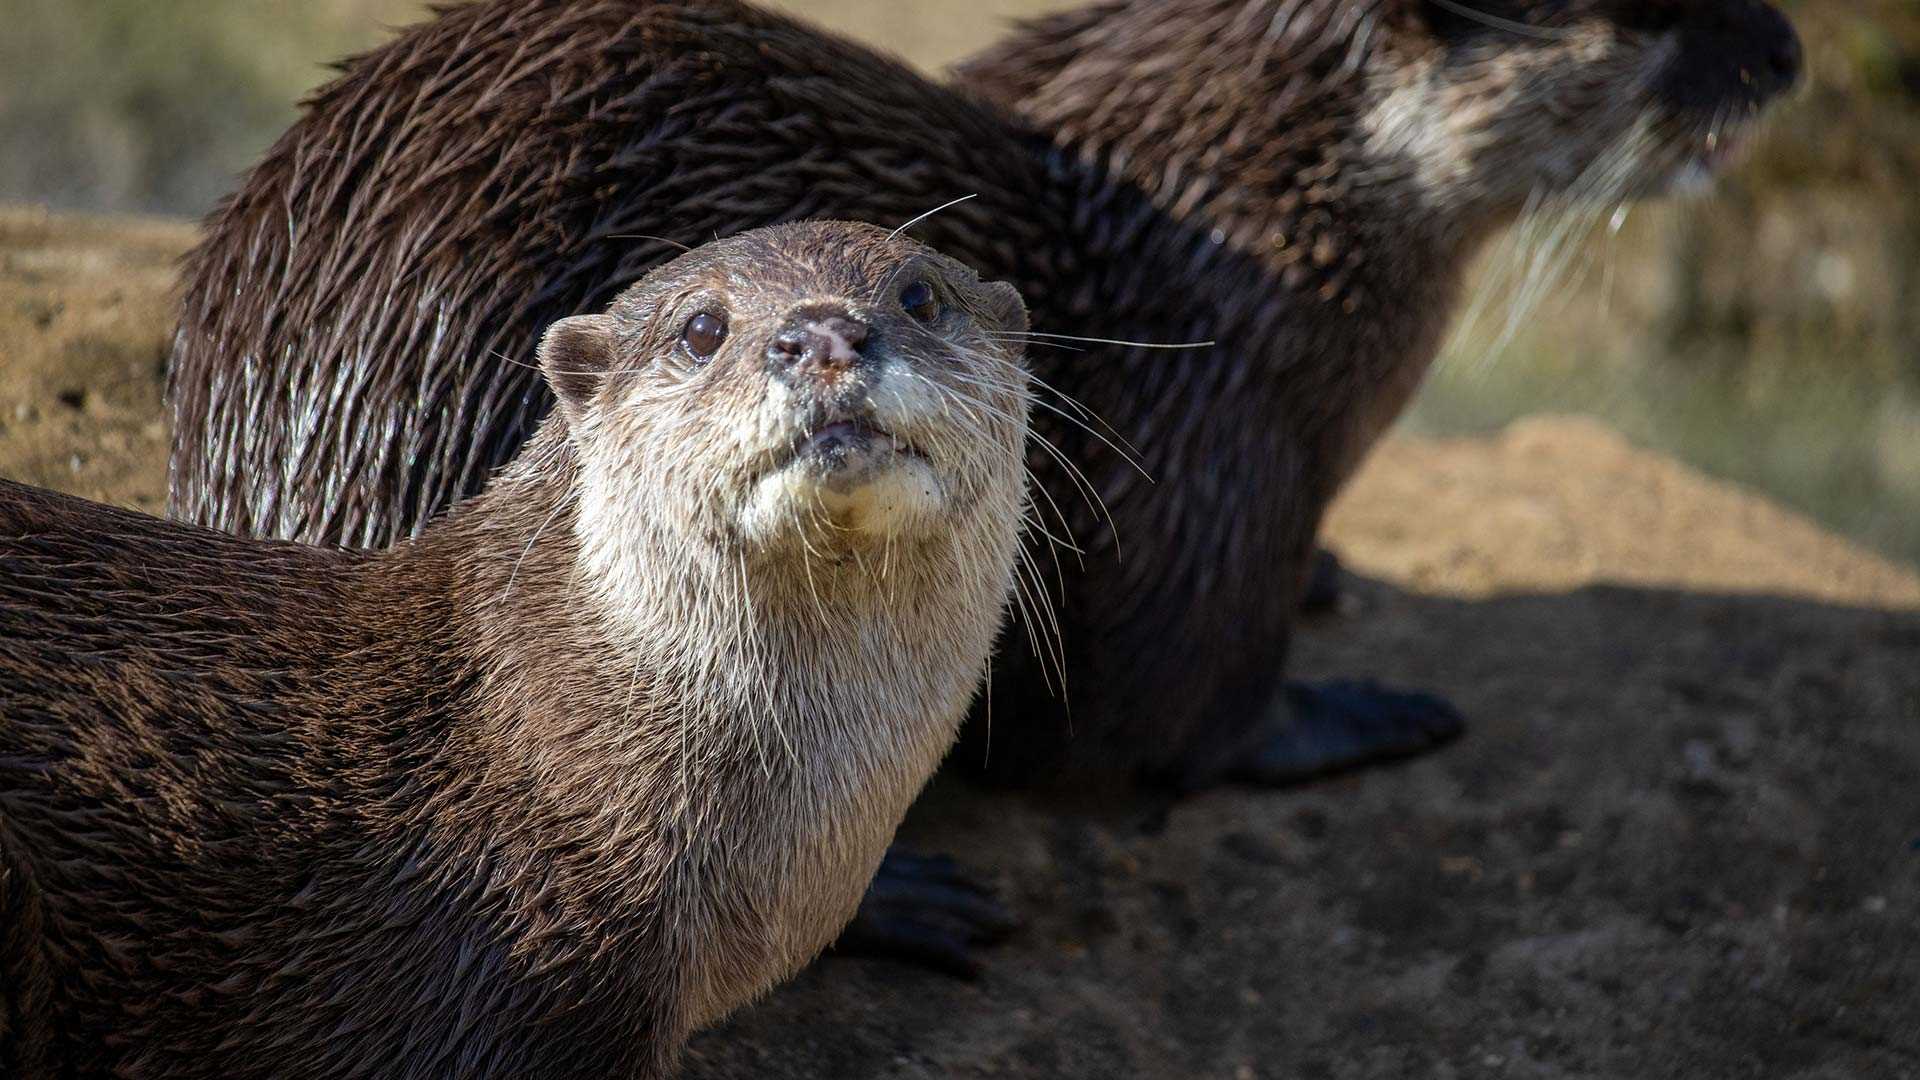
[0,480,358,676]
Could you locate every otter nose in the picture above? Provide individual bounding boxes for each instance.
[767,312,871,381]
[1737,0,1803,99]
[1764,16,1803,90]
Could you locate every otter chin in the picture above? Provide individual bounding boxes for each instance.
[747,418,943,542]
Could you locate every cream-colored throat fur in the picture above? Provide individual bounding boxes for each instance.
[566,444,1017,1027]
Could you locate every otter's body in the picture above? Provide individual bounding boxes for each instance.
[3,222,1033,1077]
[166,0,1800,804]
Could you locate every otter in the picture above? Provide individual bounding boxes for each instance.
[165,0,1803,967]
[1,221,1032,1078]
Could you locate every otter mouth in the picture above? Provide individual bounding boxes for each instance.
[774,414,926,488]
[801,419,890,460]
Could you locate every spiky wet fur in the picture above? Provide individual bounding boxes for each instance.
[2,222,1032,1078]
[165,0,1799,788]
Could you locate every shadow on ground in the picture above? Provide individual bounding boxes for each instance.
[687,575,1920,1079]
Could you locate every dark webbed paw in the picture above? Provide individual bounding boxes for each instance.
[1231,679,1465,786]
[828,850,1017,979]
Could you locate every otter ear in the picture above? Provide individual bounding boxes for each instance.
[538,314,617,429]
[979,279,1029,338]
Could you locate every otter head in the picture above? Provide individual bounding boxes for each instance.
[537,221,1031,579]
[1365,0,1803,217]
[967,0,1799,242]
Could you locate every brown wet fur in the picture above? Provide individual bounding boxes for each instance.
[165,0,1801,789]
[1,221,1033,1079]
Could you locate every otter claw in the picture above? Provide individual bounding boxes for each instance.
[829,849,1017,979]
[1232,679,1465,786]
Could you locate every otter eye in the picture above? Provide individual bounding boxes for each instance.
[681,312,727,360]
[900,280,942,323]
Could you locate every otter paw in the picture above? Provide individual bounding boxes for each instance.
[828,850,1017,979]
[1231,679,1465,786]
[1297,546,1346,615]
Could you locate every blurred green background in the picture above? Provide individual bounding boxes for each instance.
[0,0,1914,568]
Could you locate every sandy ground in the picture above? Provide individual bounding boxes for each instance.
[0,207,188,512]
[3,209,1917,1078]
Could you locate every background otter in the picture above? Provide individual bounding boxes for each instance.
[0,220,1032,1078]
[164,0,1802,964]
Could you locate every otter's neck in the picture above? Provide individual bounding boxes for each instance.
[406,420,1004,1030]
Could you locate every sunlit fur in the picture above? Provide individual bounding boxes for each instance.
[166,0,1800,790]
[0,221,1032,1078]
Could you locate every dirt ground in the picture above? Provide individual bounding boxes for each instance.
[3,209,1917,1078]
[0,207,188,512]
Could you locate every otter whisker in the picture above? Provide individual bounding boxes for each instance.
[1021,368,1145,455]
[867,195,983,307]
[936,399,1090,564]
[900,366,1103,559]
[1008,545,1068,708]
[1018,501,1075,681]
[606,233,695,252]
[1019,543,1071,719]
[1454,112,1658,369]
[730,546,796,781]
[936,362,1151,483]
[1514,118,1655,323]
[490,348,664,379]
[1021,517,1088,557]
[1004,339,1086,353]
[983,330,1217,351]
[1022,426,1120,556]
[1030,397,1151,485]
[885,193,978,242]
[1597,202,1631,323]
[904,371,1028,451]
[1001,556,1050,697]
[786,496,831,627]
[1024,453,1090,568]
[501,494,570,603]
[1017,540,1067,650]
[980,655,993,769]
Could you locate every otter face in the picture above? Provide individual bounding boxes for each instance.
[539,221,1031,560]
[1365,0,1802,214]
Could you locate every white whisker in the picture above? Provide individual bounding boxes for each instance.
[887,193,978,241]
[985,331,1217,351]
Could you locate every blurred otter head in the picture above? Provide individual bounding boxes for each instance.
[1365,0,1803,214]
[973,0,1800,233]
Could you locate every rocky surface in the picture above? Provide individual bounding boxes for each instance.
[4,210,1917,1078]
